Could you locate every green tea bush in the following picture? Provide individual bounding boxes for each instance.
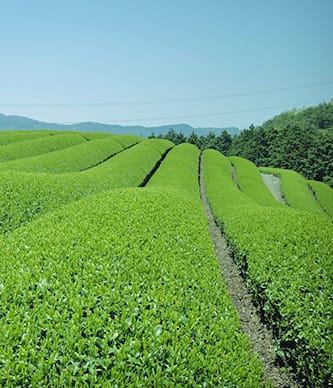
[203,149,333,386]
[0,187,265,386]
[108,134,143,148]
[229,156,282,207]
[0,134,86,162]
[260,167,325,215]
[307,179,333,217]
[0,139,173,234]
[147,143,201,199]
[0,135,141,173]
[78,132,113,140]
[0,130,54,145]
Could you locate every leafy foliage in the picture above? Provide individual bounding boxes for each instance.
[78,132,114,140]
[1,128,331,385]
[0,135,141,173]
[260,167,325,215]
[307,179,333,217]
[153,101,333,186]
[0,164,265,384]
[0,139,173,234]
[263,100,333,132]
[147,143,201,199]
[231,102,333,185]
[154,129,234,154]
[0,130,55,145]
[0,133,86,162]
[203,149,333,386]
[228,156,282,207]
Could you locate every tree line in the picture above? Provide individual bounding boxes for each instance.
[150,101,333,186]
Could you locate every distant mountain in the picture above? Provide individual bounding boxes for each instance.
[0,113,240,137]
[0,113,68,131]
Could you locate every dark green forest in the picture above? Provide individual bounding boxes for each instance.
[152,101,333,186]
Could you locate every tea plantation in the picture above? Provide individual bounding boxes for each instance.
[0,130,332,386]
[204,150,332,386]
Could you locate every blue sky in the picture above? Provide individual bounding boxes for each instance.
[1,0,333,129]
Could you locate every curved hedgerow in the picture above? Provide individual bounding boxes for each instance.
[307,179,333,217]
[0,135,141,173]
[228,156,282,207]
[0,188,265,386]
[0,133,86,162]
[141,138,174,155]
[0,130,55,146]
[202,150,256,210]
[203,149,333,386]
[78,132,113,140]
[111,134,144,148]
[260,166,325,215]
[147,143,201,199]
[0,139,173,234]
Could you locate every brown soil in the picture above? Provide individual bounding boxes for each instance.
[199,156,298,388]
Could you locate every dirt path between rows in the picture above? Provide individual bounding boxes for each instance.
[260,173,287,205]
[231,164,241,189]
[199,156,297,387]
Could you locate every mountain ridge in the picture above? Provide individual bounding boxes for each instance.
[0,113,240,137]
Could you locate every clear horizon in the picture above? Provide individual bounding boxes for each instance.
[1,1,333,129]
